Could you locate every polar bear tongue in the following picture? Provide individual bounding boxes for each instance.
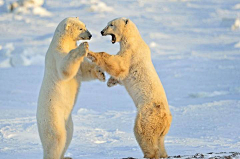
[111,34,116,44]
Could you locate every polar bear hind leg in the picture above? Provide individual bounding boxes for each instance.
[61,116,73,159]
[158,136,168,158]
[134,127,160,158]
[134,105,170,159]
[43,126,67,159]
[134,113,160,159]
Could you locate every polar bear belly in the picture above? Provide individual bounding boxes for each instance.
[37,78,80,119]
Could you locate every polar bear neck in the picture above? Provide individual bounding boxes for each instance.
[119,22,145,51]
[120,32,145,52]
[50,29,77,53]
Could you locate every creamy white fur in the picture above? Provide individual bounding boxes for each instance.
[37,17,105,159]
[88,18,172,159]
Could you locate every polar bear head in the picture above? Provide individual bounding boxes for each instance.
[57,17,92,41]
[100,17,139,44]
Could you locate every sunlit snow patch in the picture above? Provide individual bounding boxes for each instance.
[6,0,51,17]
[70,0,113,13]
[94,140,107,144]
[234,41,240,48]
[233,3,240,10]
[89,0,113,13]
[231,18,240,30]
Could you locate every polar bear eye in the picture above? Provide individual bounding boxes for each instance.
[80,28,83,30]
[110,24,113,26]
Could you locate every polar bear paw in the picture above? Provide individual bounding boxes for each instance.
[94,66,105,82]
[87,51,98,63]
[107,76,120,87]
[78,42,89,57]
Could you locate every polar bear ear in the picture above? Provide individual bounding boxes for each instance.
[64,23,71,31]
[125,19,129,25]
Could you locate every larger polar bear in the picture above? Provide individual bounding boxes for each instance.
[87,18,172,159]
[37,17,105,159]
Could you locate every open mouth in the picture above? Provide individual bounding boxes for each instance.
[101,32,116,44]
[110,34,116,44]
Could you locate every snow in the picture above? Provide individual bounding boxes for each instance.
[89,0,113,13]
[4,0,49,16]
[234,41,240,48]
[0,0,240,159]
[32,7,51,17]
[233,3,240,10]
[232,18,240,30]
[69,0,113,13]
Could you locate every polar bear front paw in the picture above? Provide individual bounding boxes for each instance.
[94,66,105,82]
[107,76,119,87]
[78,42,89,57]
[87,51,98,63]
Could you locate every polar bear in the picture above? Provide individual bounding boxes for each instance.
[37,17,105,159]
[87,18,172,159]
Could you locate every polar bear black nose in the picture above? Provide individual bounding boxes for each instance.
[101,31,104,35]
[89,34,92,39]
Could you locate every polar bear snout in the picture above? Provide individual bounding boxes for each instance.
[101,29,116,44]
[80,30,92,40]
[86,33,92,40]
[86,30,92,39]
[101,29,107,36]
[100,27,110,36]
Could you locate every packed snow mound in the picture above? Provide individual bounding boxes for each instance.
[6,0,51,17]
[234,41,240,48]
[31,6,51,16]
[149,42,158,48]
[233,3,240,10]
[89,0,113,12]
[231,18,240,30]
[0,43,14,68]
[0,43,45,68]
[0,0,4,6]
[9,0,44,9]
[70,0,113,13]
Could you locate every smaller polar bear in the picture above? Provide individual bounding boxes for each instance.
[37,17,105,159]
[88,18,172,159]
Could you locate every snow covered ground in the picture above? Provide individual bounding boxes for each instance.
[0,0,240,158]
